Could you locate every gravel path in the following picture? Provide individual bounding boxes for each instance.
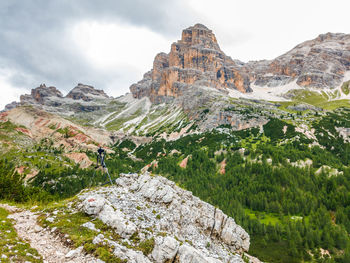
[0,204,102,263]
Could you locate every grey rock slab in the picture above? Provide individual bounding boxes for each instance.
[81,222,100,232]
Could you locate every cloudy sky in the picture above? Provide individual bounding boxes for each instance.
[1,0,349,109]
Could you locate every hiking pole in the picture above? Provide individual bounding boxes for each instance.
[105,168,114,185]
[100,149,114,186]
[94,146,116,187]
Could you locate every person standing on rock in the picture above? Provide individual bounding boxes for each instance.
[94,146,114,186]
[96,146,106,168]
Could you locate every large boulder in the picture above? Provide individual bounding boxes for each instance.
[81,195,105,215]
[151,236,179,263]
[81,195,136,237]
[176,244,223,263]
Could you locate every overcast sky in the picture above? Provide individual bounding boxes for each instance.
[1,0,350,109]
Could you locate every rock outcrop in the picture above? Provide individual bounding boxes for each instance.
[66,83,109,101]
[78,172,250,262]
[130,24,252,103]
[20,84,63,106]
[4,83,112,118]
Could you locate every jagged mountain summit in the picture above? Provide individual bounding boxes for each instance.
[21,84,63,104]
[5,83,113,116]
[130,23,251,103]
[5,84,63,111]
[66,83,109,102]
[6,83,109,109]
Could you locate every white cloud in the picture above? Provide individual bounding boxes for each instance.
[0,70,28,110]
[69,20,175,97]
[187,0,350,61]
[70,21,171,72]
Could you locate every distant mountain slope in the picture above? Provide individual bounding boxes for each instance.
[245,32,350,89]
[0,106,113,151]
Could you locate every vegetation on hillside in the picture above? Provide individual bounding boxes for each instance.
[135,112,350,263]
[1,108,350,262]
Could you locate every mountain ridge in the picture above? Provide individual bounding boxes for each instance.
[2,24,350,139]
[130,25,350,103]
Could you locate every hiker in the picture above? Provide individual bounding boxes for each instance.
[96,146,106,168]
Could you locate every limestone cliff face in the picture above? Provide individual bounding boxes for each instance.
[130,24,251,103]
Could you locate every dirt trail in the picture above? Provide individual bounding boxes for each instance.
[0,204,102,263]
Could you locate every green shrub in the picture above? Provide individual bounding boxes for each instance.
[138,237,155,255]
[0,159,27,202]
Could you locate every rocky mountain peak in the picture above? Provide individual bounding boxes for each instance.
[193,23,209,29]
[4,83,110,113]
[130,23,251,103]
[20,84,63,105]
[66,83,109,102]
[131,25,350,104]
[180,23,219,50]
[315,32,348,42]
[32,84,63,101]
